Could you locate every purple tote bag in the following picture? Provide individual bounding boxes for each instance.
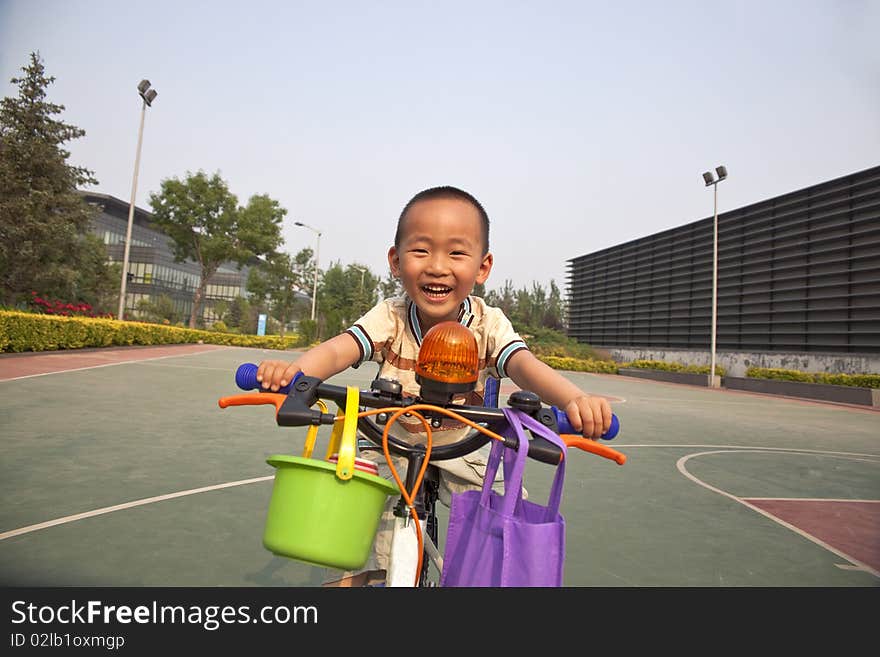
[440,407,566,587]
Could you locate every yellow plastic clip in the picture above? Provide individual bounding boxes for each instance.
[325,409,344,460]
[333,386,360,481]
[301,400,328,459]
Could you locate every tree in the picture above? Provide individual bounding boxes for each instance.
[75,234,122,313]
[246,248,313,336]
[136,294,180,324]
[148,170,285,328]
[379,270,402,300]
[485,280,516,318]
[544,279,566,330]
[0,52,115,308]
[317,262,379,338]
[226,295,254,332]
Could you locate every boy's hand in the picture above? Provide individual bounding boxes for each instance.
[256,360,301,392]
[563,394,612,440]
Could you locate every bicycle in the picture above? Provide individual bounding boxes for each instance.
[218,324,625,587]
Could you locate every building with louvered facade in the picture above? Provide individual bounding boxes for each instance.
[566,165,880,377]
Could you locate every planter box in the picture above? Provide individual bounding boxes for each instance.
[618,367,712,387]
[722,376,879,407]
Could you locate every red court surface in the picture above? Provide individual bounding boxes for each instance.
[0,344,228,380]
[746,499,880,572]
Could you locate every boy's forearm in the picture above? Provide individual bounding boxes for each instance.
[296,333,360,380]
[505,350,586,408]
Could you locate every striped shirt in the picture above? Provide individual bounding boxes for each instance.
[345,295,528,446]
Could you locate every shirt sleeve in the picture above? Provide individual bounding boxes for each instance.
[344,299,400,368]
[484,306,529,379]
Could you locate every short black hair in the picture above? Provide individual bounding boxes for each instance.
[395,185,490,254]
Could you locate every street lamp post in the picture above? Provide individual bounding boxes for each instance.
[117,79,158,320]
[351,265,367,290]
[294,221,322,321]
[701,165,728,388]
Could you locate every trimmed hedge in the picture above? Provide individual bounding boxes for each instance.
[0,310,303,353]
[746,366,880,389]
[537,355,619,374]
[624,359,726,377]
[4,311,875,390]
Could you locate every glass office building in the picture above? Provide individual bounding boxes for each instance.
[84,192,248,325]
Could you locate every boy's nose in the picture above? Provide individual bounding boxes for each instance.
[425,254,450,274]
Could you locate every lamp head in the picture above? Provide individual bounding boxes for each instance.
[715,165,728,181]
[702,171,715,186]
[415,321,479,403]
[142,88,158,106]
[137,79,151,94]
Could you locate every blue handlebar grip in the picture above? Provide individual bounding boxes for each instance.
[235,362,302,394]
[552,407,619,440]
[483,376,500,408]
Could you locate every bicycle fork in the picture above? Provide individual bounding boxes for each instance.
[386,461,443,587]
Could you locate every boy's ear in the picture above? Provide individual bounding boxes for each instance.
[387,246,401,277]
[475,252,493,284]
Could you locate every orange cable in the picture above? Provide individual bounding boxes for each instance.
[354,404,508,586]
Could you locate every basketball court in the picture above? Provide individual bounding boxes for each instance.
[1,344,877,587]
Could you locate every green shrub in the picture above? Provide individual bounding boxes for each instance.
[746,367,880,388]
[537,355,619,374]
[519,326,605,361]
[0,310,303,353]
[625,359,725,376]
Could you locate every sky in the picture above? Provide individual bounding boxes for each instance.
[2,0,878,293]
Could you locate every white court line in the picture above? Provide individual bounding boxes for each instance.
[745,497,880,503]
[0,348,224,383]
[676,448,880,578]
[0,476,273,541]
[619,443,880,459]
[138,362,234,371]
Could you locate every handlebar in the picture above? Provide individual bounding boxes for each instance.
[223,363,625,466]
[235,362,619,440]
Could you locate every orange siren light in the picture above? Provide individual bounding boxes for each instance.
[415,321,479,401]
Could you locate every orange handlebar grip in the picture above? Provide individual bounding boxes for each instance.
[218,393,287,414]
[562,435,627,465]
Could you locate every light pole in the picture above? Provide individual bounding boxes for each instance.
[294,221,322,321]
[117,79,158,320]
[701,165,728,388]
[351,265,367,290]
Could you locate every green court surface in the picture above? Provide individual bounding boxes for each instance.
[1,345,877,587]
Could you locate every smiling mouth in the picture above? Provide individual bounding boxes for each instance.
[421,284,453,299]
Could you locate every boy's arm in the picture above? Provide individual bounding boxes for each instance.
[504,349,612,439]
[256,333,362,391]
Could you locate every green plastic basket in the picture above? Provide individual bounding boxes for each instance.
[262,455,400,570]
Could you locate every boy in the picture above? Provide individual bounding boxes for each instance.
[256,185,612,584]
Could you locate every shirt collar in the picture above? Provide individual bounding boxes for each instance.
[407,296,473,346]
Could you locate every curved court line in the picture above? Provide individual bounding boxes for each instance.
[676,448,880,578]
[0,475,273,542]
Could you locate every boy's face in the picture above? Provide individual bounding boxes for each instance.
[388,197,493,330]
